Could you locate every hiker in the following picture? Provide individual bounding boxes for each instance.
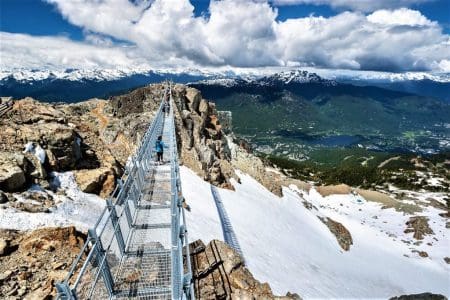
[155,135,166,164]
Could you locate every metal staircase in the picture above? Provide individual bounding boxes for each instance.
[56,84,194,300]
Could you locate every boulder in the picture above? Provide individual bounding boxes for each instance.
[0,152,27,192]
[74,167,115,197]
[18,123,81,171]
[44,123,81,170]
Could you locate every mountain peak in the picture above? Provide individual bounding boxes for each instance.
[260,70,337,86]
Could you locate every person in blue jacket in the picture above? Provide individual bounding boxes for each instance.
[155,135,166,164]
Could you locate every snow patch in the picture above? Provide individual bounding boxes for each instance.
[0,172,105,232]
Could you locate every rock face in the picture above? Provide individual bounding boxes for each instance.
[0,227,85,299]
[319,217,353,251]
[171,86,238,189]
[189,239,300,299]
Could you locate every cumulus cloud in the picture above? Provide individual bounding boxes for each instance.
[367,8,436,26]
[0,32,146,70]
[271,0,433,12]
[1,0,449,72]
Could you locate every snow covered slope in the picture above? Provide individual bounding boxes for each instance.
[1,166,447,298]
[181,167,449,298]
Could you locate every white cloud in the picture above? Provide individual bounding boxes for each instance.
[0,32,146,70]
[1,0,449,73]
[367,8,435,26]
[271,0,433,12]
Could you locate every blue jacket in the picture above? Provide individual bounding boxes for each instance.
[155,140,165,153]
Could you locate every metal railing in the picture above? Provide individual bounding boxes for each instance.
[56,83,194,300]
[210,185,244,260]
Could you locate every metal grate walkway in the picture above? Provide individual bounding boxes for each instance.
[57,84,194,300]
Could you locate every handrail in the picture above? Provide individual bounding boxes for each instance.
[56,83,194,300]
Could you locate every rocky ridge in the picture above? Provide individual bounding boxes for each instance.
[0,84,301,299]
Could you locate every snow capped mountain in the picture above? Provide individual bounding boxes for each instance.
[320,69,450,83]
[2,67,448,83]
[193,70,337,87]
[258,70,337,86]
[0,67,225,82]
[0,68,150,82]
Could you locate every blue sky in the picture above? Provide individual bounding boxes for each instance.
[0,0,449,72]
[2,0,449,37]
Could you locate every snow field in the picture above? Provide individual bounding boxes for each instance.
[180,167,450,299]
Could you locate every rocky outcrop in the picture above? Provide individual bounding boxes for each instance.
[0,152,27,192]
[390,293,448,300]
[404,216,434,240]
[171,85,237,189]
[0,227,85,299]
[190,239,300,299]
[319,217,353,251]
[0,98,127,195]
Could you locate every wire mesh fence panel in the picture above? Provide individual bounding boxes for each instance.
[114,250,172,299]
[73,251,108,300]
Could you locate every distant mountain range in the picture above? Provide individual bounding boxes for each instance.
[190,70,450,157]
[0,68,449,102]
[0,69,210,102]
